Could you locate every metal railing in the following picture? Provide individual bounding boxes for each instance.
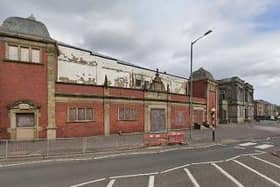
[0,128,190,160]
[0,133,144,160]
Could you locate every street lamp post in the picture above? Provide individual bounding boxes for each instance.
[189,30,212,141]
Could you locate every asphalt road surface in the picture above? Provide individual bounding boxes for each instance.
[0,137,280,187]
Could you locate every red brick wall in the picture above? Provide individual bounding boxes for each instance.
[110,103,144,134]
[193,110,204,124]
[56,83,104,96]
[209,91,217,111]
[171,105,189,129]
[170,94,206,105]
[208,90,217,125]
[109,87,144,98]
[171,94,188,102]
[0,41,48,138]
[193,80,206,98]
[55,101,104,137]
[193,97,206,104]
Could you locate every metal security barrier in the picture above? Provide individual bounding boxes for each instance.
[0,129,189,160]
[0,134,144,160]
[144,130,187,146]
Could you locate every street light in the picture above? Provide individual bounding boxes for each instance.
[189,30,212,141]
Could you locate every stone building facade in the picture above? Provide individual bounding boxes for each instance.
[0,16,218,140]
[254,100,278,120]
[218,77,254,123]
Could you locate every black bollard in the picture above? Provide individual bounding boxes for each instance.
[212,126,215,142]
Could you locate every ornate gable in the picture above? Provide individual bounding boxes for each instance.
[149,69,166,92]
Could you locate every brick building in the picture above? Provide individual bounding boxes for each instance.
[218,77,254,123]
[0,16,218,140]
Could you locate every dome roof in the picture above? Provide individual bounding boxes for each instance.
[0,15,51,39]
[192,67,214,81]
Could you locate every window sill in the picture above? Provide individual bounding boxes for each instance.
[66,120,95,124]
[15,126,36,129]
[117,120,138,122]
[3,59,43,65]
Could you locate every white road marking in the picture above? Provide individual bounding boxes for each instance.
[109,172,159,179]
[234,146,246,150]
[239,142,257,147]
[161,152,265,174]
[69,178,106,187]
[233,160,280,187]
[251,156,280,169]
[191,161,220,165]
[148,176,154,187]
[211,163,245,187]
[254,149,266,153]
[226,155,241,162]
[184,168,200,187]
[107,179,116,187]
[254,144,274,150]
[160,164,190,174]
[226,152,265,162]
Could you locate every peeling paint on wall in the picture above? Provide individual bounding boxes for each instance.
[57,45,188,94]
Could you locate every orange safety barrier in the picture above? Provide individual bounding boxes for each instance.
[144,131,186,146]
[144,133,167,146]
[167,131,186,145]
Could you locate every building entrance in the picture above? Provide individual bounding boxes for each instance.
[150,109,166,132]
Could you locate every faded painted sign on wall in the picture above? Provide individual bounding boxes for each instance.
[57,44,188,95]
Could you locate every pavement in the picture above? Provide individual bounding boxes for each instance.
[0,135,280,186]
[2,121,280,163]
[0,122,280,187]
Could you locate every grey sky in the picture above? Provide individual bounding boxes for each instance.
[0,0,280,104]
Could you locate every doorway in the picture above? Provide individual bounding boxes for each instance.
[150,109,166,132]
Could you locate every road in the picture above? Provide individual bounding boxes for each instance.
[0,136,280,187]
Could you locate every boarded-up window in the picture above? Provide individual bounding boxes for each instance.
[150,109,165,131]
[8,45,18,61]
[118,106,137,121]
[176,111,185,126]
[68,107,94,122]
[31,49,40,63]
[135,79,142,87]
[20,47,29,62]
[16,113,35,127]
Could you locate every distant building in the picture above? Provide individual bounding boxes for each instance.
[254,100,278,120]
[218,77,254,123]
[276,105,280,118]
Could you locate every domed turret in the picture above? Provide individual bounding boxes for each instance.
[192,67,214,81]
[0,15,52,40]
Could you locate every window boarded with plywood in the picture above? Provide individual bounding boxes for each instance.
[150,109,165,132]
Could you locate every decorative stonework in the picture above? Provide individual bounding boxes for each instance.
[47,43,58,139]
[149,69,166,92]
[8,100,40,110]
[8,100,40,140]
[192,67,215,81]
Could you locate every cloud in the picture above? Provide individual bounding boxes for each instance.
[0,0,279,103]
